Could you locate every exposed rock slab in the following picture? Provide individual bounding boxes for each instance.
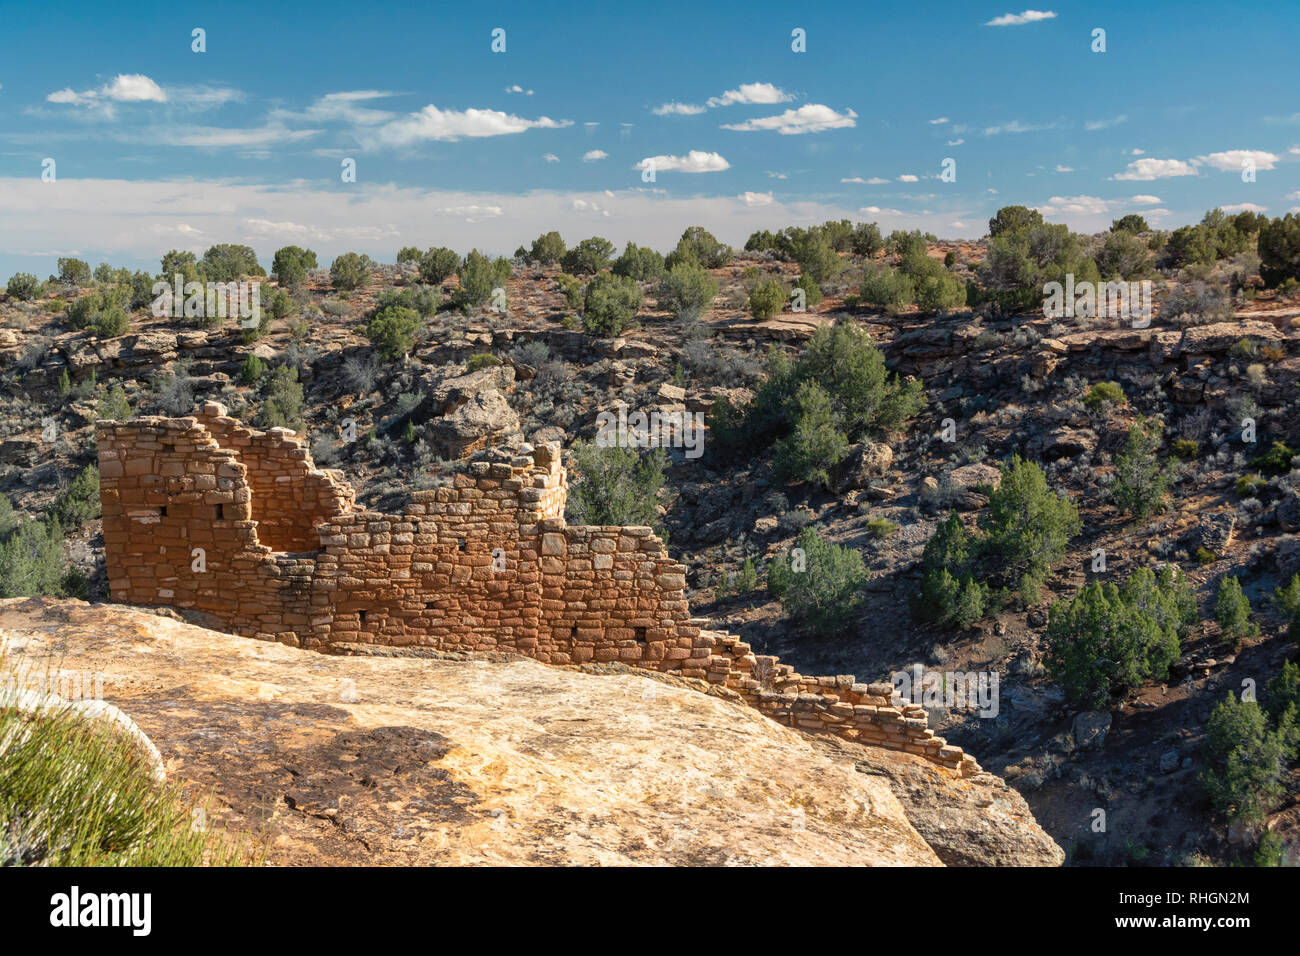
[0,598,949,866]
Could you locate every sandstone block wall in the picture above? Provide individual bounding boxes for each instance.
[96,403,980,776]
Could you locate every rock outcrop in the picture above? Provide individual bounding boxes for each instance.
[0,597,1061,866]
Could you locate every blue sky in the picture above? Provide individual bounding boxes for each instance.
[1,0,1298,278]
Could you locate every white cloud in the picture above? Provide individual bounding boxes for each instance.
[582,149,608,162]
[721,104,856,135]
[150,123,320,149]
[1128,148,1145,155]
[842,176,888,184]
[982,119,1058,136]
[985,10,1057,26]
[1112,157,1197,180]
[1219,202,1268,214]
[860,206,905,216]
[1291,145,1300,155]
[706,82,792,108]
[1054,164,1074,172]
[436,204,504,221]
[274,90,396,126]
[928,117,950,125]
[1197,149,1279,172]
[1287,190,1300,200]
[504,85,534,96]
[767,171,788,179]
[739,191,774,206]
[1085,115,1127,131]
[47,73,167,110]
[370,105,571,147]
[897,174,919,182]
[947,138,965,146]
[635,150,730,173]
[1035,194,1165,217]
[653,101,706,116]
[543,153,560,163]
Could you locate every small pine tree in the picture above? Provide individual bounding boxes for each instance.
[1215,575,1258,644]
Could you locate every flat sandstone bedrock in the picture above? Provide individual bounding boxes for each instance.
[0,597,954,866]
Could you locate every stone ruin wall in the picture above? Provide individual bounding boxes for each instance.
[96,402,981,777]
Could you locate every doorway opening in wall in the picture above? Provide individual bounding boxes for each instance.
[634,627,647,643]
[359,609,367,624]
[216,504,224,520]
[457,538,466,552]
[158,506,167,518]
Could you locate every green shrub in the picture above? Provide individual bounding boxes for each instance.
[396,246,422,266]
[329,252,371,291]
[981,455,1081,600]
[200,244,263,282]
[555,273,584,311]
[793,273,823,309]
[529,231,566,266]
[1249,441,1295,477]
[0,691,254,865]
[860,267,915,312]
[95,385,131,422]
[1215,575,1258,644]
[1200,693,1292,825]
[1171,438,1199,459]
[1273,574,1300,643]
[789,232,842,285]
[749,279,786,320]
[1112,417,1173,518]
[914,269,967,313]
[656,262,718,320]
[712,320,923,464]
[416,246,460,285]
[865,517,898,538]
[582,273,642,336]
[1236,473,1266,498]
[1083,381,1126,409]
[773,381,849,489]
[665,226,730,270]
[0,518,79,598]
[916,513,988,629]
[465,353,500,373]
[455,250,512,310]
[1094,230,1153,278]
[988,205,1044,238]
[561,237,615,276]
[366,304,420,360]
[1045,566,1194,707]
[47,465,99,529]
[56,258,92,287]
[7,273,40,301]
[611,242,665,281]
[766,525,866,638]
[851,222,884,257]
[564,441,666,532]
[239,353,267,385]
[67,286,132,338]
[271,245,317,288]
[1258,213,1300,287]
[256,365,304,429]
[1111,214,1151,235]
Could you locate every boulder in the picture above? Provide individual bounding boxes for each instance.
[1072,710,1111,751]
[835,442,895,490]
[1197,510,1236,554]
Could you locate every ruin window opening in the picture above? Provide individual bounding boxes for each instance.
[457,538,466,552]
[216,504,224,520]
[359,609,367,624]
[158,506,167,518]
[634,627,647,643]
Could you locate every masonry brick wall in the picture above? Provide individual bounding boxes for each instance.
[96,403,981,777]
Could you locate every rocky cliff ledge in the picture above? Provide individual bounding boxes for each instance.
[0,598,1061,866]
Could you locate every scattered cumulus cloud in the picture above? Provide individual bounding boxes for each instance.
[1112,157,1197,180]
[635,150,730,173]
[1220,202,1268,213]
[982,119,1058,136]
[947,138,965,146]
[543,153,559,162]
[707,82,793,108]
[739,191,774,206]
[985,10,1057,26]
[504,85,534,96]
[1197,149,1279,172]
[928,117,950,125]
[369,105,571,147]
[652,101,706,116]
[1054,164,1074,172]
[721,104,856,135]
[582,149,608,162]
